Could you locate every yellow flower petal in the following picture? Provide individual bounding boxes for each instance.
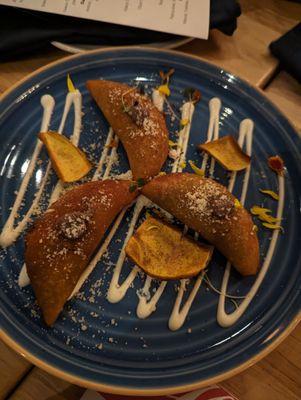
[158,84,170,97]
[188,160,204,176]
[234,198,242,208]
[179,161,186,169]
[258,214,280,223]
[251,205,280,225]
[67,74,76,93]
[262,223,283,231]
[169,140,177,148]
[250,206,272,215]
[181,118,189,127]
[259,189,279,200]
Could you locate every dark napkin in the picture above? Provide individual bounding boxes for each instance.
[270,23,301,83]
[0,0,241,61]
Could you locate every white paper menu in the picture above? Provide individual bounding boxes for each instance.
[0,0,210,39]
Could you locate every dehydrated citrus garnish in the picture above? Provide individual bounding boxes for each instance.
[259,189,279,200]
[125,216,213,280]
[39,132,92,183]
[188,160,204,176]
[268,155,284,175]
[198,135,250,171]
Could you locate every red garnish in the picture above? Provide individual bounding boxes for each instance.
[268,155,284,176]
[192,89,201,104]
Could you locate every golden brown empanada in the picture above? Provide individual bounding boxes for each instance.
[25,180,137,325]
[86,80,169,181]
[142,173,259,276]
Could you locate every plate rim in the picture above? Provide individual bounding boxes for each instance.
[0,46,300,395]
[50,37,194,53]
[1,315,299,395]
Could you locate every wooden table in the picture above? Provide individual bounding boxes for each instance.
[0,1,300,399]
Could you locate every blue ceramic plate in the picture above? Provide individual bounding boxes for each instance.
[0,48,300,395]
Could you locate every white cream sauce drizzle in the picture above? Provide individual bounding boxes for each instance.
[92,127,114,181]
[49,91,82,205]
[17,91,83,287]
[107,195,151,303]
[168,98,221,331]
[201,98,221,171]
[217,121,285,328]
[152,89,165,112]
[0,95,54,249]
[172,102,195,173]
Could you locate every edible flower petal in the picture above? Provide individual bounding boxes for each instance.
[188,160,204,176]
[158,84,171,97]
[250,205,281,225]
[258,214,280,223]
[259,189,279,200]
[234,198,242,208]
[250,206,271,215]
[262,223,283,231]
[168,140,177,148]
[181,118,189,127]
[67,74,76,93]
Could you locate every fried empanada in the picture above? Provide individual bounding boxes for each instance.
[86,80,169,181]
[142,173,259,276]
[25,180,137,325]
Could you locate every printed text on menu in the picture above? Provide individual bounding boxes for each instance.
[0,0,210,39]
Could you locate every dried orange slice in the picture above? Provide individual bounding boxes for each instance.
[198,135,250,171]
[39,131,92,183]
[125,216,213,280]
